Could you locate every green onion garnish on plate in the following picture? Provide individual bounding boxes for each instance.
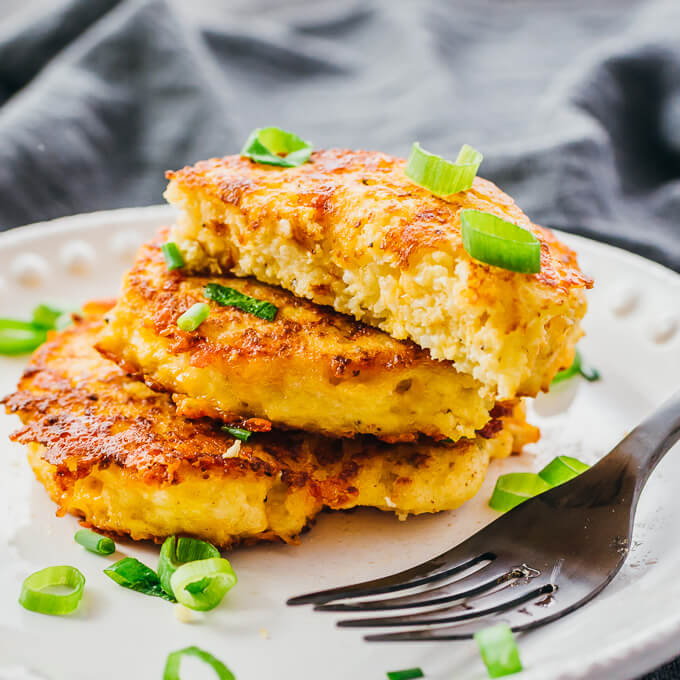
[31,304,63,329]
[163,646,235,680]
[405,142,482,196]
[488,473,551,513]
[74,528,115,555]
[19,565,85,616]
[104,557,175,601]
[170,557,237,611]
[460,209,541,274]
[552,349,601,385]
[241,126,313,168]
[161,242,185,270]
[204,283,278,321]
[0,303,81,355]
[490,455,590,512]
[158,536,220,599]
[0,320,48,355]
[177,303,210,332]
[538,455,590,487]
[474,623,523,678]
[386,668,424,680]
[222,425,252,442]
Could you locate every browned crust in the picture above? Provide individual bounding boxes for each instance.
[105,232,445,379]
[167,149,593,291]
[2,313,481,503]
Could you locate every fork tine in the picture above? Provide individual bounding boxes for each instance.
[286,551,494,606]
[364,615,537,642]
[314,564,526,612]
[336,583,554,628]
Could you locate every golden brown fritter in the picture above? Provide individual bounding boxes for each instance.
[96,235,497,442]
[165,149,592,399]
[3,304,537,548]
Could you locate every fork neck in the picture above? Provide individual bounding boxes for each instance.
[608,389,680,500]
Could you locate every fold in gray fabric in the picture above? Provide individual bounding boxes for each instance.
[0,1,678,678]
[0,0,679,273]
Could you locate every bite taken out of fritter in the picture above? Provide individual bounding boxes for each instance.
[165,149,593,400]
[2,303,538,549]
[96,234,500,444]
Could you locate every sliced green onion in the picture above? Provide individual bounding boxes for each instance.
[186,576,212,594]
[158,536,220,599]
[579,354,600,381]
[163,646,235,680]
[538,456,589,486]
[387,668,424,680]
[19,565,85,616]
[74,528,115,556]
[405,142,483,196]
[1,304,79,355]
[460,209,541,274]
[204,283,278,321]
[241,126,313,167]
[474,624,523,678]
[222,425,252,442]
[31,304,62,329]
[170,557,237,611]
[0,319,48,355]
[552,349,601,385]
[104,557,175,602]
[488,473,551,513]
[162,242,185,270]
[177,303,210,332]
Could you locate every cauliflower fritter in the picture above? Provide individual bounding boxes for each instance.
[3,305,537,548]
[96,235,497,442]
[166,149,592,399]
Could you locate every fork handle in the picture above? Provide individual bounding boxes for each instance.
[609,389,680,497]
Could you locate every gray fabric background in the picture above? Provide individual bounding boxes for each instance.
[1,0,679,272]
[0,0,679,678]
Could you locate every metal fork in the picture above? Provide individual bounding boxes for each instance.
[287,391,680,641]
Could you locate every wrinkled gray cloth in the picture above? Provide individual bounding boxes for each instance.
[1,0,679,272]
[0,0,679,677]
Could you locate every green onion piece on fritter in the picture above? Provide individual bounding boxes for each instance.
[386,668,425,680]
[19,566,85,616]
[204,283,278,321]
[161,242,185,270]
[241,126,313,167]
[488,473,551,513]
[104,557,175,601]
[222,425,252,442]
[158,536,220,599]
[474,624,523,678]
[460,209,541,274]
[163,646,235,680]
[538,456,590,487]
[405,142,482,196]
[170,557,237,611]
[177,302,210,332]
[74,528,115,556]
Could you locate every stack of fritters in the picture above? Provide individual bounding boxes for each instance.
[4,149,592,548]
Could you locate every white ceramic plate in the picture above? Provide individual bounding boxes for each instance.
[0,207,679,680]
